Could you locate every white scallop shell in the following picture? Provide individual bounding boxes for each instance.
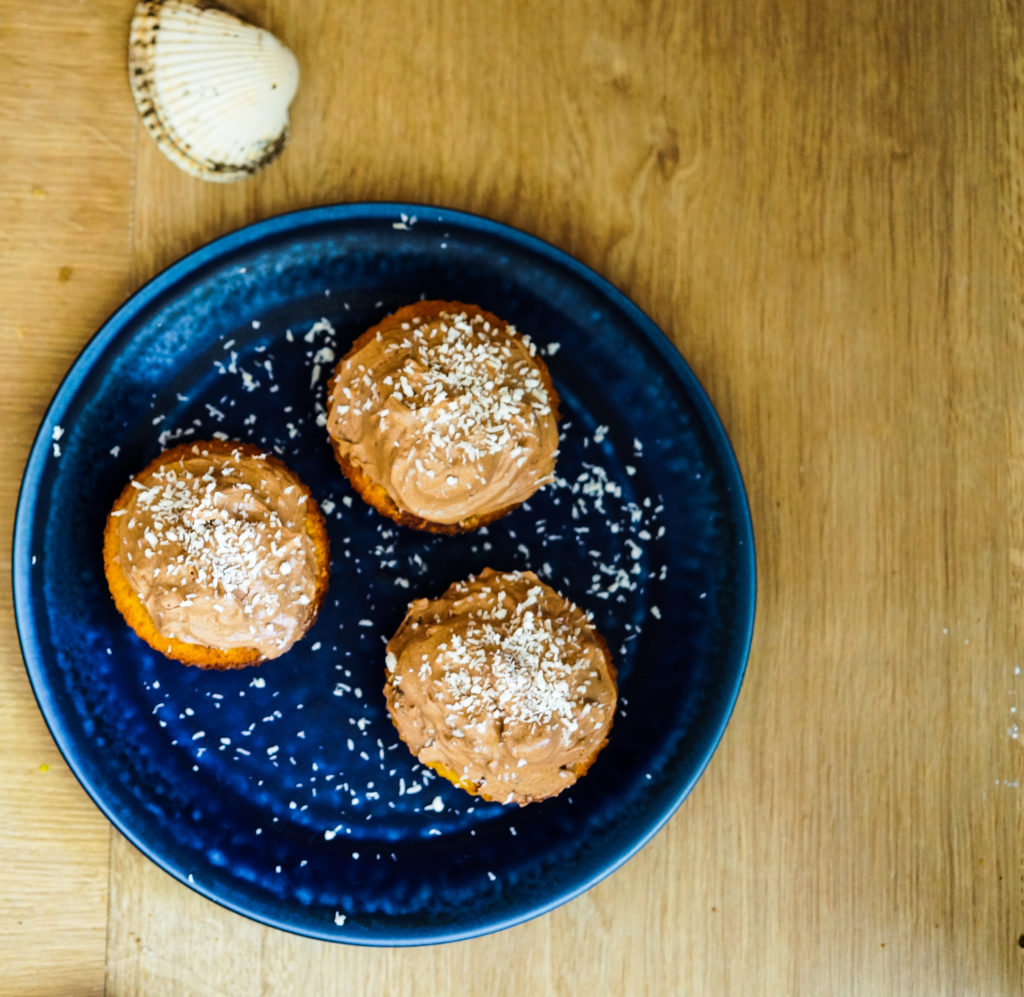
[129,1,300,182]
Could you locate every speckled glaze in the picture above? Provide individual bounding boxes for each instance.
[12,203,755,945]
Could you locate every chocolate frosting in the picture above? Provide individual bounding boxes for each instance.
[385,569,617,805]
[109,442,321,658]
[326,305,559,526]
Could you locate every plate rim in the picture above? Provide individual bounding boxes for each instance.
[12,200,757,945]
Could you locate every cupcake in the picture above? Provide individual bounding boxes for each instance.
[384,568,617,806]
[102,439,330,668]
[325,301,560,533]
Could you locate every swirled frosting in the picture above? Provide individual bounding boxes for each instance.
[384,569,617,805]
[108,441,322,658]
[325,303,559,527]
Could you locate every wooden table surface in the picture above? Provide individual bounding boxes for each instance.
[3,1,1022,994]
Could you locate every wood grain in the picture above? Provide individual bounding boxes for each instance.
[0,4,136,995]
[2,0,1022,993]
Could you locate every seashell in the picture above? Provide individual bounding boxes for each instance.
[128,0,300,182]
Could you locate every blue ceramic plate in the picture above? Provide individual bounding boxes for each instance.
[13,203,754,944]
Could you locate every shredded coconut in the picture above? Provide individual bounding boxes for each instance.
[440,586,583,731]
[382,310,551,461]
